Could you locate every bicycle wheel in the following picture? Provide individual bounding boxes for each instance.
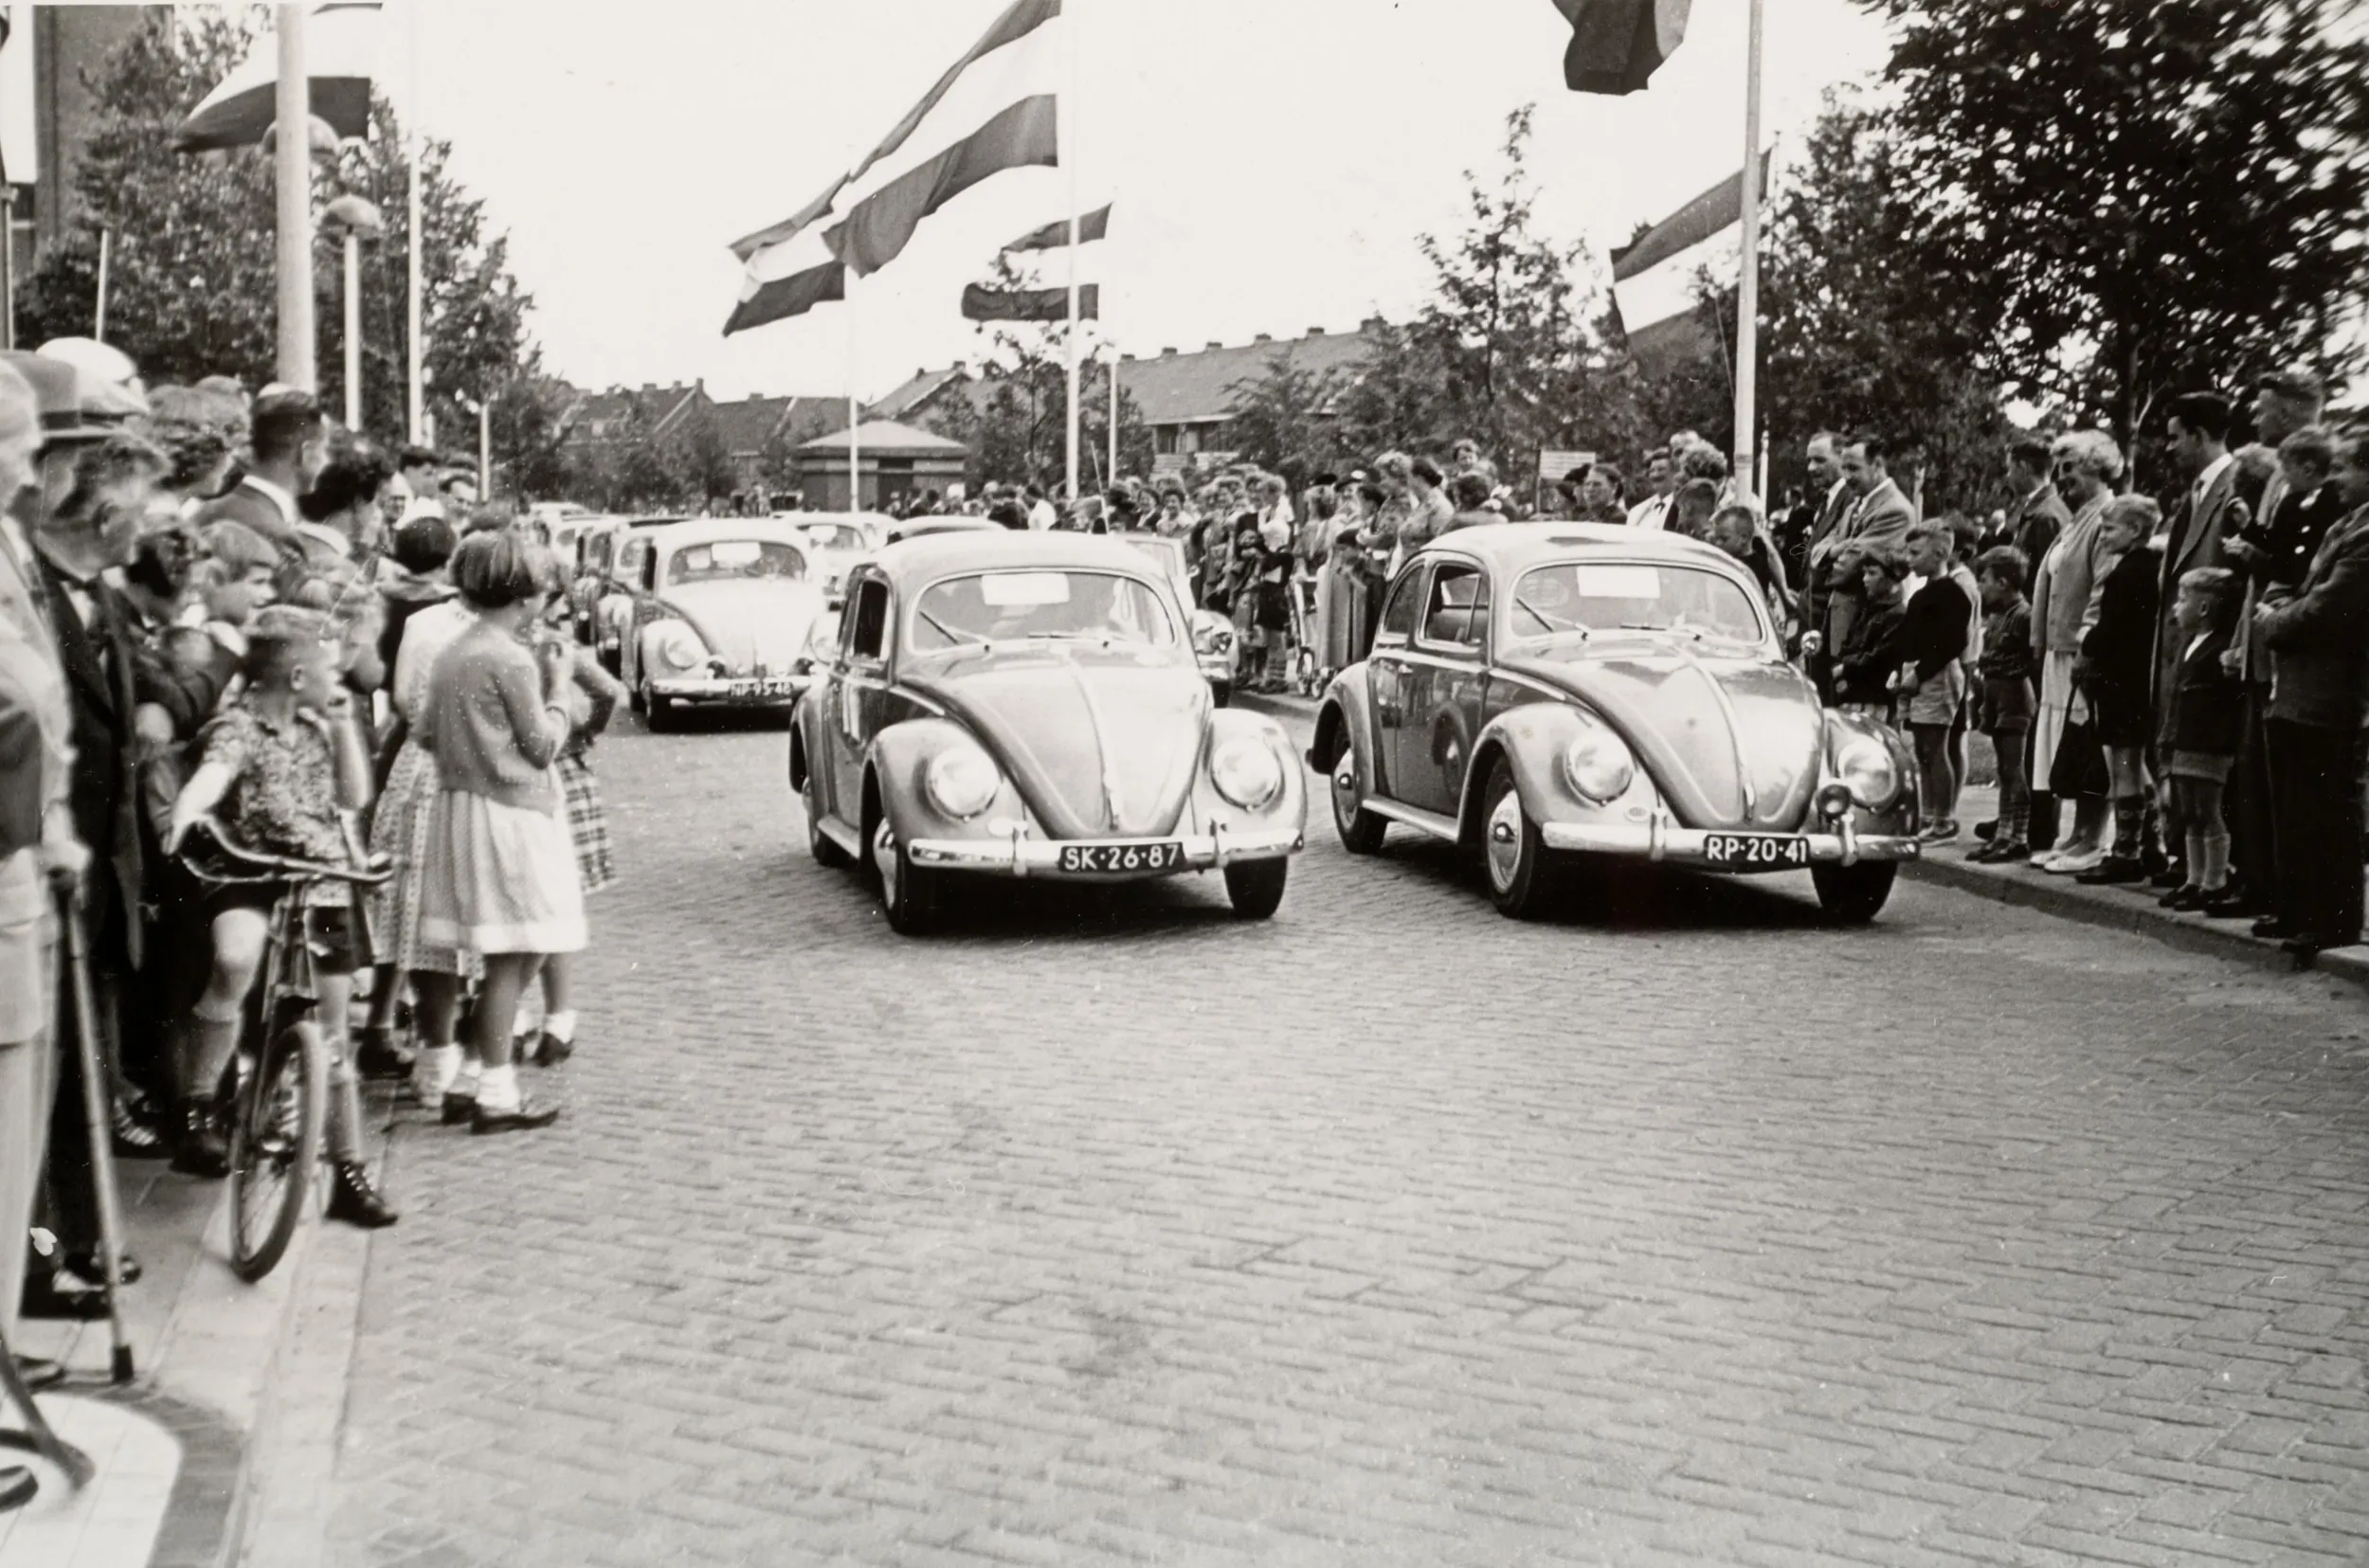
[226,1018,327,1282]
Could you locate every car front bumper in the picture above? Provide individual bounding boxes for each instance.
[908,825,1302,879]
[650,674,809,705]
[1538,817,1920,870]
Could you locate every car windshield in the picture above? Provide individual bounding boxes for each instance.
[667,539,805,585]
[1509,562,1764,643]
[910,570,1177,651]
[803,523,868,551]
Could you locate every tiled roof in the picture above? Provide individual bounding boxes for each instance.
[867,368,971,423]
[705,394,849,455]
[560,383,706,442]
[1118,329,1379,426]
[799,419,969,456]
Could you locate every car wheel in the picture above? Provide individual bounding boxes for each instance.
[1210,682,1232,710]
[642,681,678,732]
[1329,754,1388,855]
[1811,861,1896,925]
[1222,857,1289,919]
[874,820,941,935]
[1479,755,1552,919]
[804,766,853,868]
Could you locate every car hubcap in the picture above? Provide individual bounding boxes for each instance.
[1332,766,1359,822]
[873,823,900,898]
[1485,790,1524,892]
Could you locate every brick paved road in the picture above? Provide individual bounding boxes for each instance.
[313,711,2369,1568]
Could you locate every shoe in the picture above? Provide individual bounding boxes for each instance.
[2047,847,2108,875]
[20,1271,109,1321]
[63,1250,139,1287]
[470,1097,561,1136]
[441,1091,478,1126]
[353,1026,416,1082]
[171,1101,230,1180]
[533,1031,574,1068]
[112,1095,170,1161]
[13,1356,65,1391]
[2201,892,2264,920]
[1988,839,2029,863]
[2252,916,2294,940]
[2148,866,2186,891]
[2160,886,2207,910]
[2028,849,2067,870]
[1974,819,1998,842]
[0,1465,34,1515]
[1918,821,1960,843]
[326,1162,400,1229]
[2074,856,2148,886]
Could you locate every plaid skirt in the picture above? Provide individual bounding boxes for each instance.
[558,753,615,895]
[367,738,479,979]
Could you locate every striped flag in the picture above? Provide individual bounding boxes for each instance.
[1608,149,1770,340]
[1551,0,1691,96]
[174,3,379,153]
[962,281,1098,322]
[724,0,1065,335]
[1004,204,1110,254]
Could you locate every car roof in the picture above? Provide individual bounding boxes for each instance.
[867,530,1172,586]
[1416,521,1744,575]
[652,517,818,554]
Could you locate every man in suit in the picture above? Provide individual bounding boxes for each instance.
[1796,431,1854,695]
[191,387,322,557]
[2209,369,2328,919]
[2003,436,2071,569]
[2152,393,2248,776]
[1804,433,1917,681]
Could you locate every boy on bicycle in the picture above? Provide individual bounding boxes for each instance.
[165,605,395,1228]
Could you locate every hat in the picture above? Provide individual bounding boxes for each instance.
[0,350,148,445]
[1311,472,1339,487]
[2258,366,2326,405]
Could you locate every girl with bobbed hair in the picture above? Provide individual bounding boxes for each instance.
[412,528,582,1134]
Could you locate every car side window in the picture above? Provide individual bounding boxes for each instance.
[1376,568,1424,643]
[847,579,890,663]
[1420,563,1490,649]
[616,538,645,586]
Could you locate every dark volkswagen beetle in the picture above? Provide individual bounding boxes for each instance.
[789,532,1307,934]
[1310,523,1920,921]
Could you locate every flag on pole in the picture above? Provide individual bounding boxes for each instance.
[962,281,1097,322]
[1607,148,1770,340]
[1550,0,1691,96]
[723,0,1065,335]
[175,3,379,153]
[1004,203,1110,253]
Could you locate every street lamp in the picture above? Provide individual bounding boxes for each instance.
[320,193,385,432]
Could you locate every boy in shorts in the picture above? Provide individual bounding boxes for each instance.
[166,607,396,1227]
[1967,548,2036,861]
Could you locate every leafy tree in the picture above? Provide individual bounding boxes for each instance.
[487,373,576,502]
[20,9,537,451]
[669,406,737,508]
[1225,351,1352,485]
[1863,0,2369,451]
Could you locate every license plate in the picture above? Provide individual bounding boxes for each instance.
[727,677,798,698]
[1058,840,1184,874]
[1702,833,1809,872]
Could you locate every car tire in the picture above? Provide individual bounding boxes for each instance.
[805,767,853,868]
[642,682,678,732]
[1811,861,1896,925]
[1222,857,1289,919]
[1329,754,1388,855]
[1210,682,1232,710]
[874,821,941,935]
[1479,755,1552,920]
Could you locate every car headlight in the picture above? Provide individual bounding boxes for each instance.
[925,742,1002,819]
[1210,734,1283,810]
[1834,731,1899,809]
[654,622,705,671]
[1560,718,1635,802]
[1191,613,1234,658]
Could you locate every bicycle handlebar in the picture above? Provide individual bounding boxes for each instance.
[177,817,395,891]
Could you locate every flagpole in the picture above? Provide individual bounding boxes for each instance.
[1061,0,1082,506]
[1107,343,1118,492]
[846,269,861,511]
[1730,0,1764,503]
[406,0,424,442]
[274,3,315,389]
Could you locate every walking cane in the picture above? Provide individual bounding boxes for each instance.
[59,898,136,1384]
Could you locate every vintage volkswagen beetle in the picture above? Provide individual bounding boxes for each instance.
[618,517,828,730]
[1310,523,1919,922]
[789,532,1306,934]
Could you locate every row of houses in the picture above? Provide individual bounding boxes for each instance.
[556,318,1388,504]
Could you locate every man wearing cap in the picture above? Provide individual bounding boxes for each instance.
[193,388,321,554]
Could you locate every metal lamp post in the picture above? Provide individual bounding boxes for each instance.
[320,194,384,431]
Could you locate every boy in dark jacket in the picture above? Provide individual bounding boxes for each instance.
[1830,543,1909,718]
[1968,547,2036,861]
[2073,497,2161,883]
[2156,567,2243,910]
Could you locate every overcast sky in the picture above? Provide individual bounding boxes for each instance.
[399,0,1893,403]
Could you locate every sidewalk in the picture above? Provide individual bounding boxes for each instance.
[1,1098,387,1568]
[1240,690,2369,992]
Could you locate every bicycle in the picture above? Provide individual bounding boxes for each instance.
[178,818,391,1282]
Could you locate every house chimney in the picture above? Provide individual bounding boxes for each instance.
[1122,352,1136,361]
[1160,347,1177,356]
[1205,341,1222,351]
[1253,333,1272,343]
[1307,326,1325,337]
[1360,315,1385,331]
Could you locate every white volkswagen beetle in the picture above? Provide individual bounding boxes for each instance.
[618,517,829,730]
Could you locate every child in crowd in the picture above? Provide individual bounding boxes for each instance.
[2072,496,2162,883]
[2156,568,2243,910]
[164,606,396,1227]
[1830,543,1909,722]
[1967,548,2036,862]
[1226,514,1270,691]
[1894,520,1977,839]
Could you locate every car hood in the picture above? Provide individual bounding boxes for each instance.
[662,581,823,675]
[904,646,1208,838]
[1501,638,1821,830]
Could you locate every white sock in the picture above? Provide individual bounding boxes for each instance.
[454,1054,482,1097]
[543,1010,577,1045]
[477,1063,520,1113]
[419,1044,462,1096]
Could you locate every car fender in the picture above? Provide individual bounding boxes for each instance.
[635,617,701,684]
[1460,700,1649,843]
[1202,706,1310,831]
[1310,665,1377,794]
[1821,708,1921,837]
[866,716,1030,846]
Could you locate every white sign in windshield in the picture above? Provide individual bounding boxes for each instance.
[978,572,1074,607]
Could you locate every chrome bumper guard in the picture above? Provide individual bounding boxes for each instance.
[908,825,1303,878]
[1538,816,1920,869]
[650,674,808,702]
